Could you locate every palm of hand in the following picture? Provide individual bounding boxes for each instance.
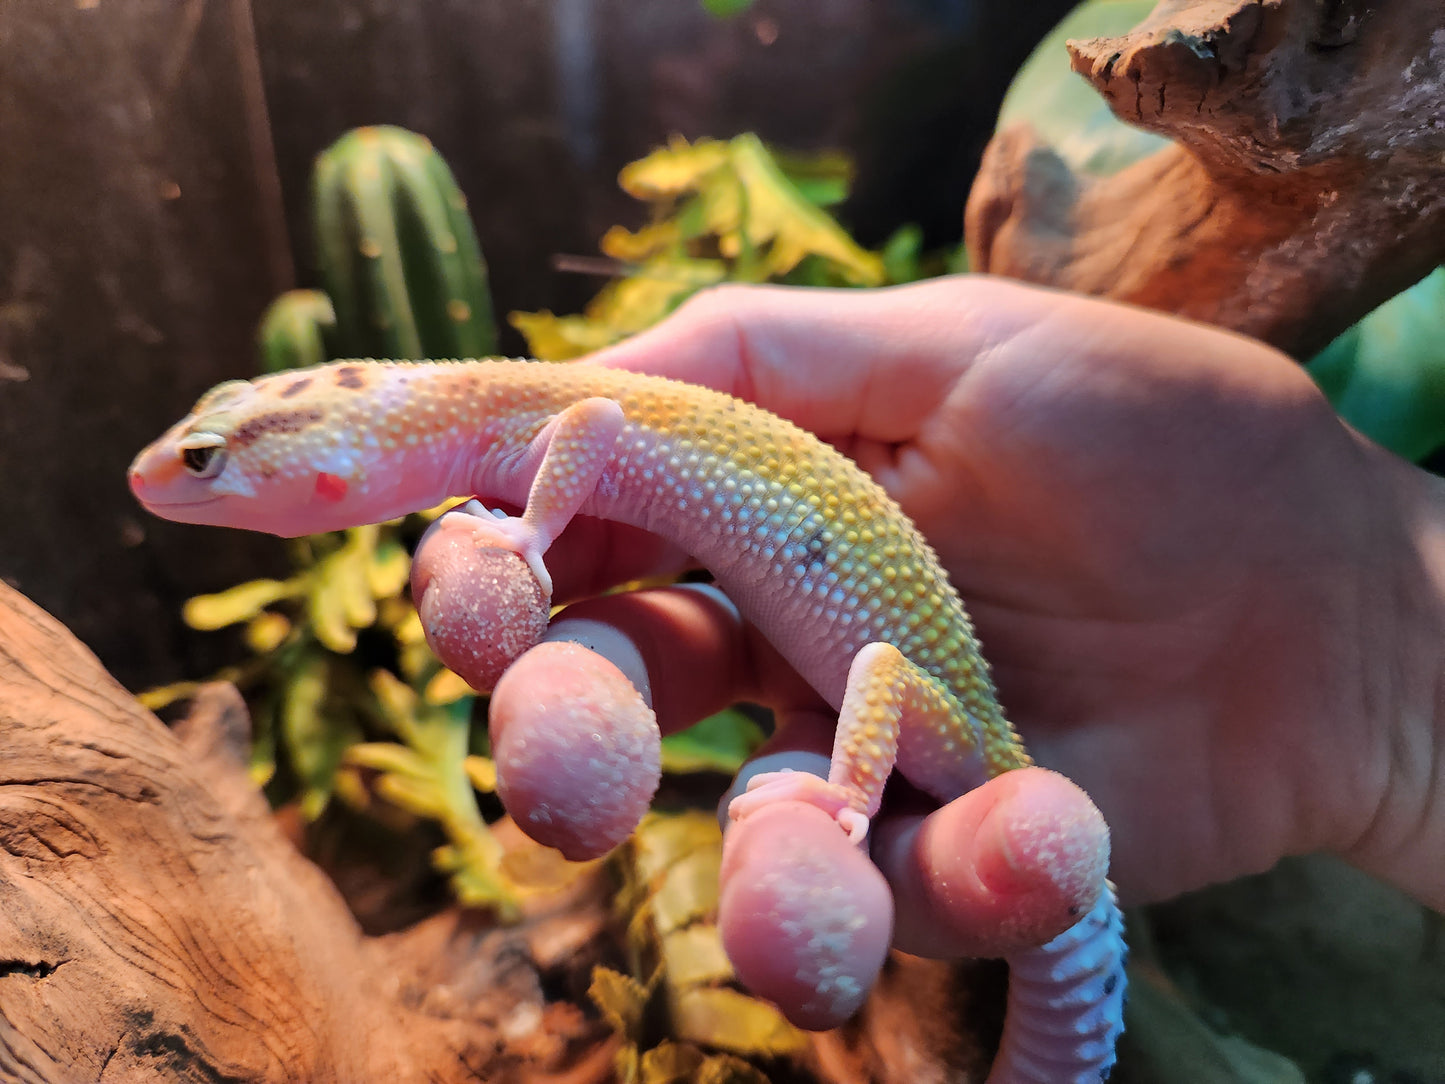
[838,292,1391,900]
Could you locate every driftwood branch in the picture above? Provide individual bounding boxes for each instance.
[0,581,619,1083]
[965,0,1445,358]
[0,582,1000,1082]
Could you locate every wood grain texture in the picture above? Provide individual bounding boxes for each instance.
[0,579,1016,1082]
[965,0,1445,358]
[0,580,622,1082]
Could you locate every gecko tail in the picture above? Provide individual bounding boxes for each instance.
[989,884,1128,1084]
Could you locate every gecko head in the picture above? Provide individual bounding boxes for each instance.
[129,364,415,536]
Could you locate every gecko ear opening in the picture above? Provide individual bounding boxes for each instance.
[178,433,227,479]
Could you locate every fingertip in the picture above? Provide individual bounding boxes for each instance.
[876,767,1109,957]
[981,768,1110,916]
[412,518,550,692]
[719,801,893,1031]
[490,641,660,860]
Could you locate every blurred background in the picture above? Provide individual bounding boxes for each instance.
[0,0,1076,690]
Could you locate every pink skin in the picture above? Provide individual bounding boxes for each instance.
[408,274,1445,1028]
[412,519,1109,1028]
[133,274,1445,1044]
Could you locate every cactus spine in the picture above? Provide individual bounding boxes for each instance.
[311,126,497,360]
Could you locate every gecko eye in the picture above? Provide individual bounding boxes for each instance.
[178,434,227,479]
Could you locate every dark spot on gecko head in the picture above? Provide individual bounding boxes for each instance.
[280,376,313,398]
[335,365,366,390]
[1103,972,1118,995]
[230,408,324,448]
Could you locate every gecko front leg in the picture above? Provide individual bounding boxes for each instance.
[436,397,627,597]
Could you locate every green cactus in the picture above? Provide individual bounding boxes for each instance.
[256,289,337,373]
[312,125,497,360]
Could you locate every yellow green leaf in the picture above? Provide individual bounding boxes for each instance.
[306,572,360,653]
[281,656,361,819]
[614,1042,642,1084]
[248,693,277,787]
[382,599,426,643]
[659,709,766,775]
[339,527,381,625]
[660,925,733,987]
[398,640,438,683]
[590,966,652,1041]
[670,987,807,1057]
[600,220,684,263]
[331,765,370,811]
[367,537,411,598]
[631,810,724,886]
[244,611,292,654]
[770,146,853,207]
[651,849,721,935]
[136,680,204,711]
[306,529,381,650]
[375,771,448,819]
[619,136,731,199]
[417,498,466,520]
[637,1042,705,1084]
[464,755,497,792]
[508,309,616,361]
[423,667,473,705]
[438,842,523,917]
[694,1053,773,1084]
[367,668,418,736]
[345,740,426,778]
[729,134,884,285]
[183,578,296,631]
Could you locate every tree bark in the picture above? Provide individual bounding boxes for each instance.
[0,580,621,1082]
[0,581,998,1083]
[965,0,1445,358]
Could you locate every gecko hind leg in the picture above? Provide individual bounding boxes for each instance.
[729,642,973,843]
[436,397,626,597]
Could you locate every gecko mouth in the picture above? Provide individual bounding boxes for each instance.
[142,496,222,508]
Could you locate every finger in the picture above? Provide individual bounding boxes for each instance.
[542,515,694,605]
[545,584,816,734]
[871,767,1110,959]
[583,278,1008,444]
[489,641,659,860]
[487,585,815,860]
[412,526,550,691]
[718,800,893,1031]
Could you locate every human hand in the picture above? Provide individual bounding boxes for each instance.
[414,275,1445,1022]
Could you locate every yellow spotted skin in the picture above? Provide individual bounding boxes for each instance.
[138,358,1031,785]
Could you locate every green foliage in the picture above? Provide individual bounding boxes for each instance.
[511,134,945,360]
[256,289,336,373]
[591,811,807,1079]
[152,129,935,931]
[313,125,497,360]
[147,124,522,912]
[659,709,766,776]
[1306,268,1445,462]
[700,0,757,17]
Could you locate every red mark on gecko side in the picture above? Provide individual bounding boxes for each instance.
[314,472,349,502]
